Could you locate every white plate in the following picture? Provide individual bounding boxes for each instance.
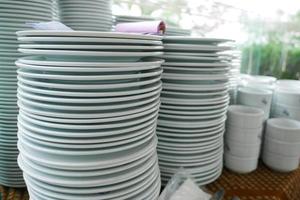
[164,43,231,52]
[17,30,162,41]
[18,55,163,68]
[159,105,227,116]
[158,115,226,128]
[160,95,229,105]
[18,109,158,138]
[18,94,160,119]
[17,67,162,81]
[18,84,161,104]
[18,148,157,187]
[19,44,163,51]
[163,66,230,73]
[164,61,230,67]
[0,9,52,18]
[18,36,163,45]
[18,91,160,111]
[18,135,157,170]
[163,82,229,91]
[159,110,227,120]
[163,36,232,44]
[22,163,158,195]
[24,170,159,200]
[18,49,164,61]
[162,72,229,81]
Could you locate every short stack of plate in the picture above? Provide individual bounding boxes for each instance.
[16,30,163,200]
[0,0,53,187]
[157,36,232,186]
[58,0,113,31]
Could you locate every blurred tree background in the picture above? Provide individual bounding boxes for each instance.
[113,0,300,80]
[240,11,300,79]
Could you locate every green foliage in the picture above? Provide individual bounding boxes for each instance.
[241,41,300,79]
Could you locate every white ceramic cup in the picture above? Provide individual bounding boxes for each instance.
[263,150,299,173]
[224,152,258,174]
[225,125,263,144]
[227,105,265,129]
[225,138,261,157]
[237,87,273,120]
[275,89,300,107]
[264,136,300,157]
[272,103,300,121]
[265,118,300,143]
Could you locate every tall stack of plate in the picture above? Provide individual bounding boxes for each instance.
[58,0,113,31]
[16,30,163,199]
[158,36,232,186]
[0,0,53,187]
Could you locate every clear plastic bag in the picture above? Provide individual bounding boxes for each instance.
[159,168,212,200]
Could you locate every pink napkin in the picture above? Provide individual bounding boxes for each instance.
[115,20,166,35]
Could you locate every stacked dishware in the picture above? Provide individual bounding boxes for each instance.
[0,0,54,187]
[58,0,113,31]
[17,30,163,199]
[263,118,300,172]
[237,87,273,120]
[225,105,264,173]
[272,80,300,121]
[157,36,232,186]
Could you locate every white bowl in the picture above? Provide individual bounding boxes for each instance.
[264,137,300,157]
[266,118,300,142]
[262,150,299,172]
[275,89,300,107]
[227,105,264,129]
[225,138,261,157]
[237,87,273,119]
[225,125,263,144]
[272,104,300,121]
[224,152,258,174]
[276,80,300,91]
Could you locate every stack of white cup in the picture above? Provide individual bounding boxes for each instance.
[224,105,264,173]
[237,87,273,120]
[263,118,300,172]
[272,80,300,121]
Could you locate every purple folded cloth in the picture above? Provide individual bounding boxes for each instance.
[115,20,166,35]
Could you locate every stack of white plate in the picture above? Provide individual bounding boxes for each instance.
[164,26,191,36]
[58,0,113,31]
[272,80,300,121]
[16,30,163,199]
[224,105,264,174]
[263,118,300,172]
[0,0,54,187]
[157,36,232,186]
